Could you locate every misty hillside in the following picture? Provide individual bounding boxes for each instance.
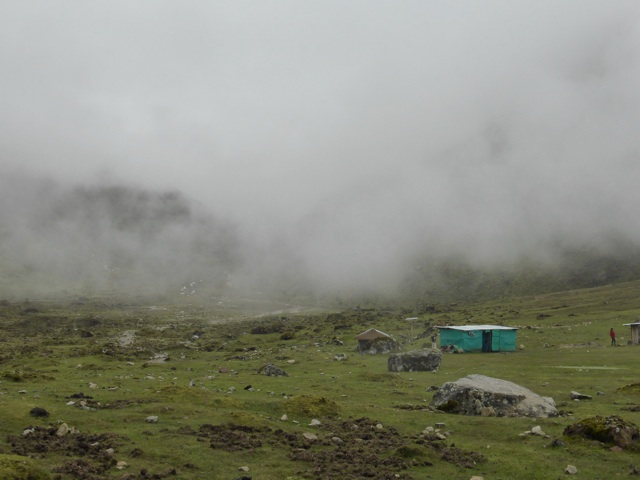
[400,245,640,306]
[0,173,241,297]
[3,172,640,304]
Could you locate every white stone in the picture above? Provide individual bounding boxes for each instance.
[565,465,577,475]
[303,432,318,441]
[531,426,545,436]
[281,414,288,421]
[145,416,159,423]
[309,419,321,426]
[56,423,70,437]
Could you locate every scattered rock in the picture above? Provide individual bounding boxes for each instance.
[309,419,321,426]
[145,416,159,423]
[56,423,70,437]
[280,414,288,421]
[257,364,288,377]
[388,349,442,372]
[565,464,577,475]
[531,426,545,436]
[570,391,592,400]
[563,415,640,448]
[238,466,250,472]
[334,353,347,361]
[302,432,318,441]
[29,407,49,418]
[430,374,558,417]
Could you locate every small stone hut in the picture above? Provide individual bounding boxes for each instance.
[436,325,517,352]
[355,328,399,354]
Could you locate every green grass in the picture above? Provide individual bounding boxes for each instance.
[1,283,640,479]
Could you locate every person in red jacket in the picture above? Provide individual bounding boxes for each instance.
[610,328,617,346]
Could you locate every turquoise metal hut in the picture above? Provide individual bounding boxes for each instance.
[436,325,517,352]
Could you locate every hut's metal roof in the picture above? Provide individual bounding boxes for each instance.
[436,325,517,331]
[355,328,393,340]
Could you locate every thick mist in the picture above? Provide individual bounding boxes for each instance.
[2,2,640,301]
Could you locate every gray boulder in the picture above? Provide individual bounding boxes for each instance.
[430,374,558,418]
[388,349,442,372]
[257,363,288,377]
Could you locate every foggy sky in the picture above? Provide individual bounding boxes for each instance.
[2,1,640,294]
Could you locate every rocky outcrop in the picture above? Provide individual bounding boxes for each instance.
[563,415,640,448]
[388,349,442,372]
[257,364,288,377]
[430,374,558,418]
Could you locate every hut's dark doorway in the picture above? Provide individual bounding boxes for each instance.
[482,331,493,352]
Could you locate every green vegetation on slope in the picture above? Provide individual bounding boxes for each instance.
[0,282,640,478]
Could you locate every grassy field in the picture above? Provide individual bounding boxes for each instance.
[1,281,640,479]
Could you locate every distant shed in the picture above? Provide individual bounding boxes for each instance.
[436,325,517,353]
[623,322,640,345]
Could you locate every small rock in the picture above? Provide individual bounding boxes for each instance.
[375,423,383,430]
[89,382,98,389]
[18,390,27,394]
[105,448,115,456]
[145,416,159,423]
[610,445,623,452]
[30,407,49,418]
[334,353,347,361]
[434,422,446,428]
[116,461,128,470]
[22,428,35,436]
[56,423,70,437]
[238,466,250,472]
[565,465,578,475]
[570,391,592,400]
[331,436,344,444]
[531,426,545,436]
[470,476,485,480]
[303,432,318,441]
[280,414,288,421]
[309,419,321,426]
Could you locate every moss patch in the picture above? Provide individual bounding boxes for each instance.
[0,454,50,480]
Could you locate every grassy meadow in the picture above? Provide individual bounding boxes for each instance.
[1,281,640,479]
